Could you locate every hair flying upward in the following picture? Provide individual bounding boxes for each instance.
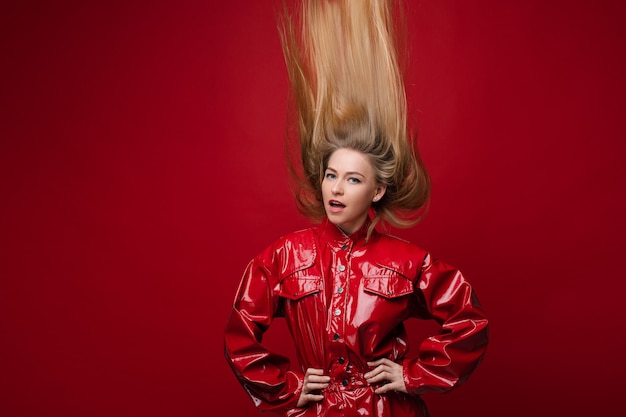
[279,0,430,235]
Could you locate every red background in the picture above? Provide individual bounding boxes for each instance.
[1,1,625,416]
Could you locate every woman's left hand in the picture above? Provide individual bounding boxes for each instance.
[364,358,408,394]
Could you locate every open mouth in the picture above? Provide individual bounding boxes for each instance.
[329,200,345,208]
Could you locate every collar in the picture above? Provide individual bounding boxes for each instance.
[317,217,372,252]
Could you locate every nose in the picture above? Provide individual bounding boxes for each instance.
[331,180,343,195]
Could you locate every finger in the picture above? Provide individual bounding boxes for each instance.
[307,374,331,383]
[374,382,400,394]
[305,368,326,376]
[366,371,391,384]
[297,391,324,408]
[365,365,392,380]
[376,379,409,395]
[368,368,403,384]
[375,364,396,375]
[305,393,324,402]
[370,365,402,378]
[364,365,384,379]
[367,358,393,367]
[365,359,397,375]
[374,360,400,372]
[305,382,329,392]
[306,382,330,391]
[367,359,384,368]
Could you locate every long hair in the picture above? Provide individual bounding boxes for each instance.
[278,0,430,236]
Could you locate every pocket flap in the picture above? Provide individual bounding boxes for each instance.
[363,274,413,299]
[278,275,322,300]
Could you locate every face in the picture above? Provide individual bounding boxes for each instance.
[322,148,386,235]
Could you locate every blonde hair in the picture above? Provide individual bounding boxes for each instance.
[279,0,430,236]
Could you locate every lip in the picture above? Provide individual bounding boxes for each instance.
[328,199,345,213]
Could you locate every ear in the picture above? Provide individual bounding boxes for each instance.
[372,185,387,202]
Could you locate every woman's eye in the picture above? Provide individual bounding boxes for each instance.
[348,177,361,184]
[325,172,336,179]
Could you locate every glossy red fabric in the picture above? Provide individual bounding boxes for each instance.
[224,218,488,416]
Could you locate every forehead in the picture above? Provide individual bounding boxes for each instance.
[327,148,375,175]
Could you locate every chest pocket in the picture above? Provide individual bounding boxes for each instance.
[363,266,414,299]
[278,271,322,301]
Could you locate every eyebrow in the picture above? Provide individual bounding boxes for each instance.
[326,167,365,177]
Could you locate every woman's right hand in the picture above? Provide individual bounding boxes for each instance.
[296,368,330,407]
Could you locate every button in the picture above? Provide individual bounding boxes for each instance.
[338,265,345,272]
[337,287,344,294]
[341,245,348,251]
[338,357,345,364]
[334,309,341,316]
[333,333,340,340]
[342,379,349,387]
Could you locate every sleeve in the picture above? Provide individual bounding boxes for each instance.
[223,248,304,414]
[402,254,489,395]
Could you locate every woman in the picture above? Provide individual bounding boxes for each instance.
[223,1,488,416]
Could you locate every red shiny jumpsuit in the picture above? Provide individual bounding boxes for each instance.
[224,218,489,416]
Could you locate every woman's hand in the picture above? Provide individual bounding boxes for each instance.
[296,368,330,407]
[365,358,408,394]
